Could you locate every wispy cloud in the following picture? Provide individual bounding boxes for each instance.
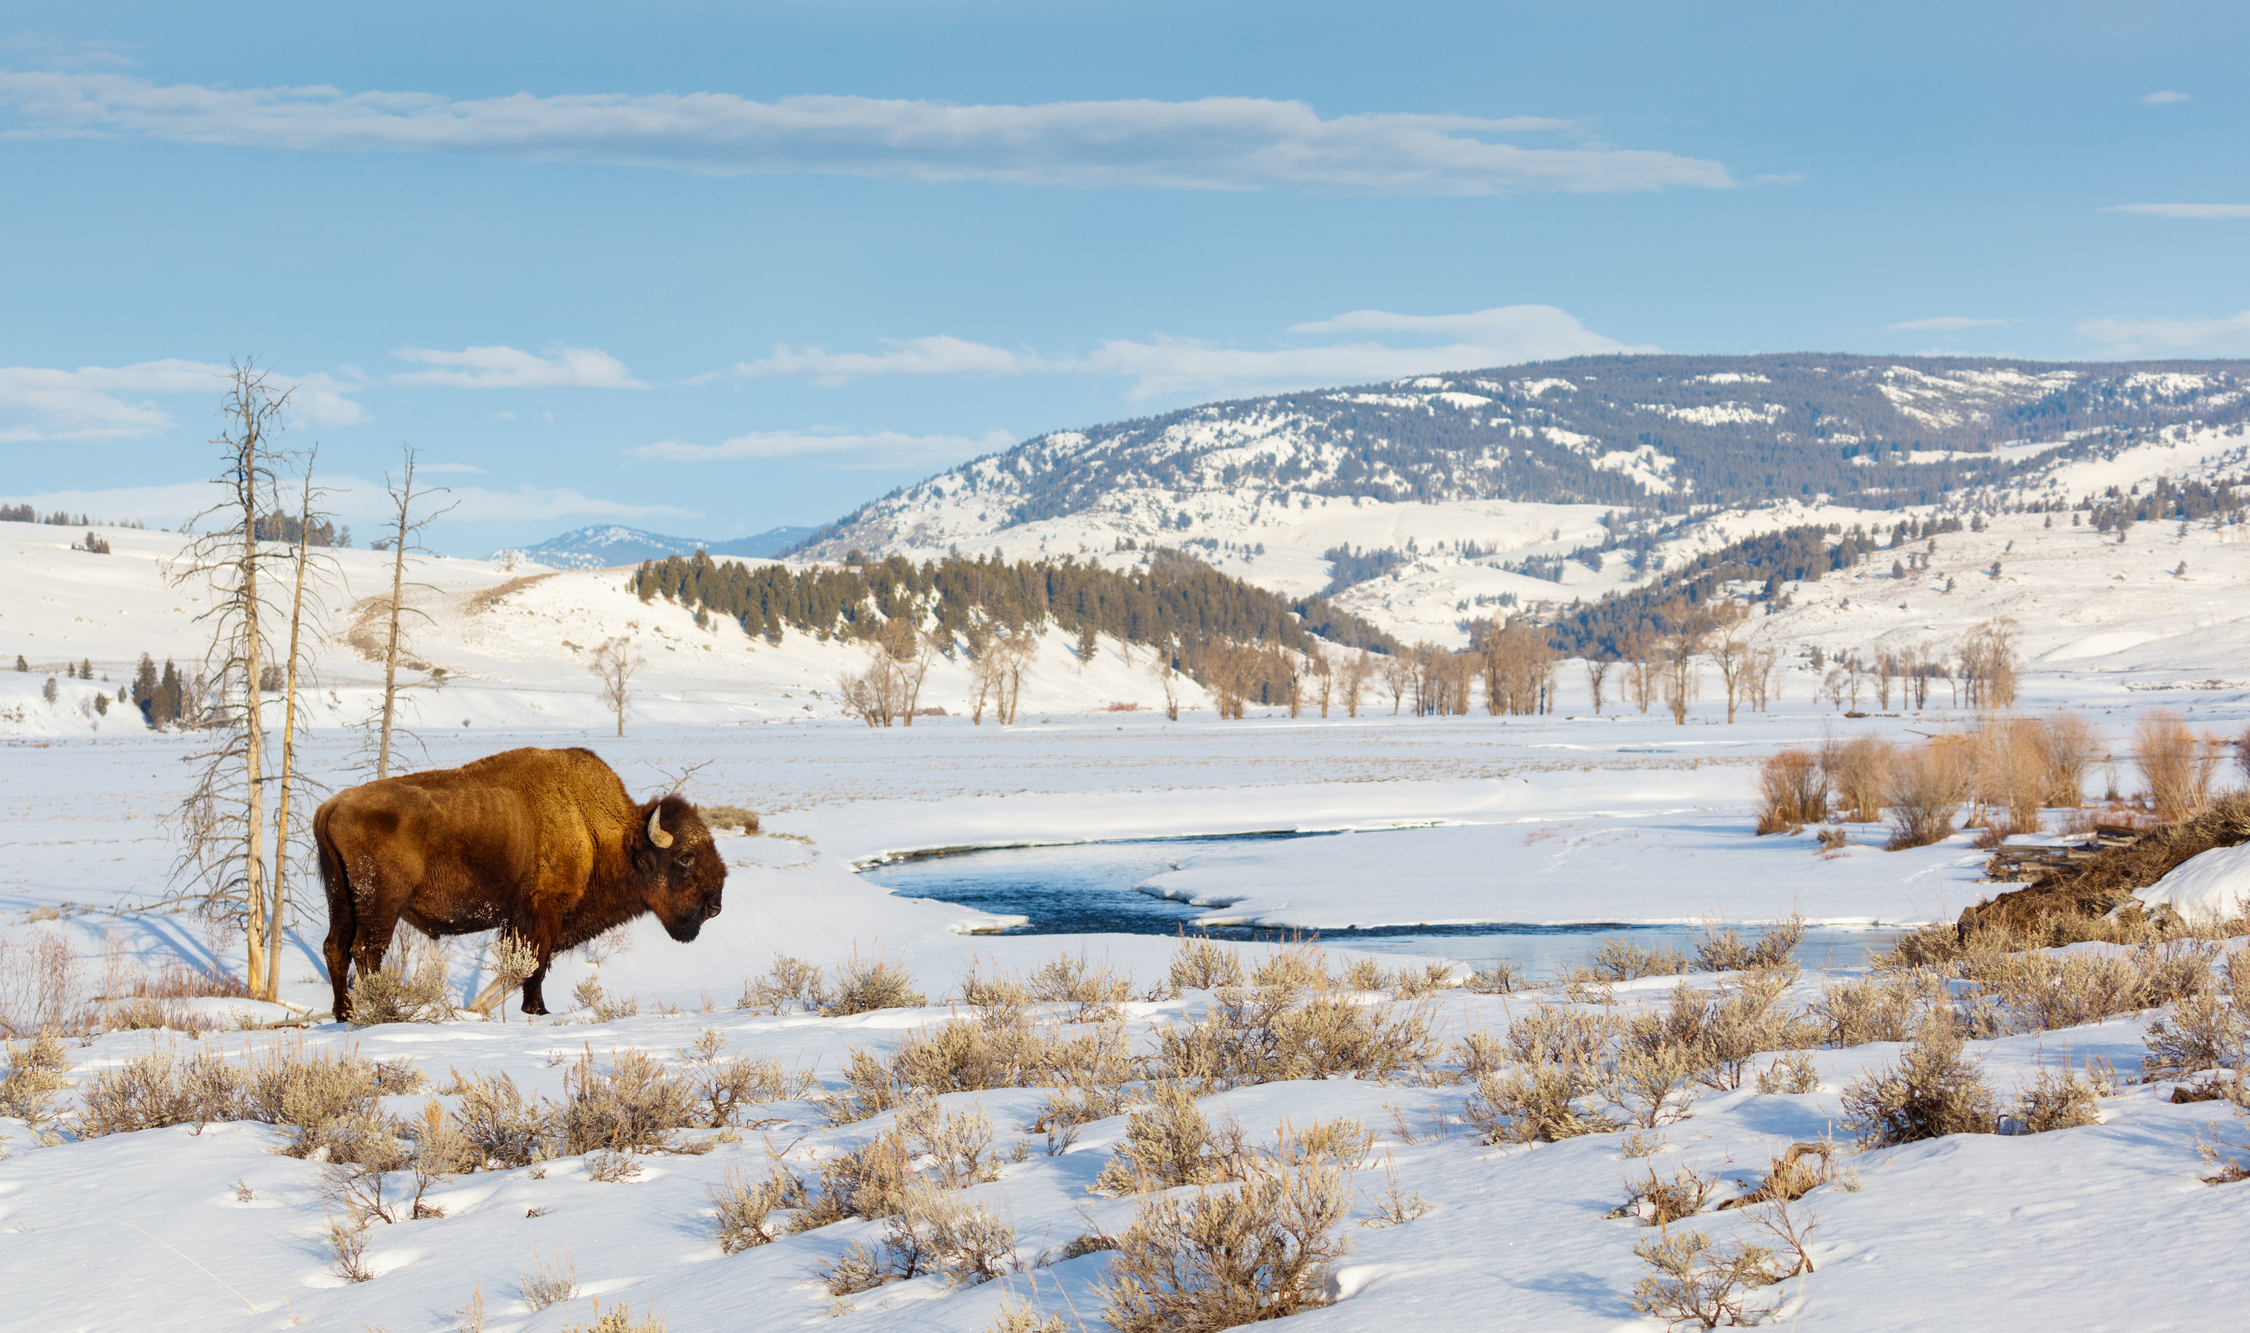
[418,461,487,474]
[731,336,1043,386]
[388,344,642,388]
[2077,310,2250,356]
[1885,316,2006,331]
[727,305,1650,400]
[0,72,1738,196]
[633,427,1013,468]
[2105,203,2250,219]
[2143,90,2191,104]
[0,359,363,441]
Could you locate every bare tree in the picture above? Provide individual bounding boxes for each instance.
[1379,650,1415,715]
[261,451,338,999]
[1151,650,1181,721]
[1583,656,1612,715]
[1625,634,1658,715]
[1710,631,1752,724]
[590,637,643,736]
[1312,649,1334,718]
[1340,650,1371,718]
[170,362,291,996]
[372,448,453,778]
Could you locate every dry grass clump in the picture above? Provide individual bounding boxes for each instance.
[1754,750,1827,834]
[1823,735,1895,825]
[709,1164,806,1253]
[1886,741,1968,850]
[1722,1142,1835,1208]
[1390,960,1459,999]
[1690,916,1806,973]
[1629,1228,1782,1329]
[736,953,832,1015]
[521,1245,579,1310]
[449,1070,559,1168]
[0,1032,71,1125]
[1095,1156,1353,1333]
[823,949,928,1017]
[558,1298,669,1333]
[347,931,456,1025]
[0,931,90,1037]
[1840,1016,1996,1146]
[78,1038,416,1158]
[1464,960,1526,994]
[700,804,759,834]
[1965,941,2210,1035]
[821,1014,1136,1124]
[1029,951,1132,1021]
[799,1091,1006,1233]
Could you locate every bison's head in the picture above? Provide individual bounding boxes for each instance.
[635,795,726,942]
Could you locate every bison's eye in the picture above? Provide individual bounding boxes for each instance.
[676,854,694,870]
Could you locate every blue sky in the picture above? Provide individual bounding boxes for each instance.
[2,1,2245,555]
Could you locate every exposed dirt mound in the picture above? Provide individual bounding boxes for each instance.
[1959,794,2250,933]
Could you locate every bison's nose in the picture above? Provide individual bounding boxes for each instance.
[703,902,722,921]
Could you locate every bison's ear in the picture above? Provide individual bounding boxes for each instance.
[647,805,675,849]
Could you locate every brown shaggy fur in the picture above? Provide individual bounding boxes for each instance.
[315,748,726,1019]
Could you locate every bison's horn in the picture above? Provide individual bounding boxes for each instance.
[648,806,675,849]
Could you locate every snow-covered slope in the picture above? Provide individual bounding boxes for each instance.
[506,523,819,570]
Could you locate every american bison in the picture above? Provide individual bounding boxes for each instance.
[314,746,726,1020]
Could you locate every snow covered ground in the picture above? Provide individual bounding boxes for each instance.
[7,479,2250,1331]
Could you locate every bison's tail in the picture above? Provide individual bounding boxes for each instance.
[313,801,355,1002]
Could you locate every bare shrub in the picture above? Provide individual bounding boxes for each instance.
[1973,717,2047,831]
[1390,961,1458,1000]
[710,1164,804,1253]
[823,948,927,1016]
[1340,957,1389,992]
[1167,934,1244,993]
[737,953,831,1014]
[0,930,90,1037]
[1029,951,1131,1021]
[821,1015,1136,1124]
[1976,943,2211,1034]
[1095,1158,1353,1333]
[1094,1082,1245,1192]
[1464,960,1525,994]
[0,1033,71,1124]
[816,1184,1021,1293]
[1690,916,1805,973]
[570,976,638,1022]
[1722,1142,1833,1207]
[2134,708,2225,822]
[2008,1063,2104,1134]
[987,1300,1070,1333]
[327,1211,375,1283]
[584,1149,643,1182]
[1886,742,1968,849]
[2039,713,2099,808]
[1466,1063,1619,1143]
[559,1049,693,1155]
[1249,942,1333,994]
[1630,1229,1781,1329]
[1823,735,1895,824]
[1152,983,1437,1090]
[348,931,456,1025]
[1754,1052,1820,1094]
[450,1070,558,1168]
[521,1245,579,1310]
[2144,951,2250,1079]
[681,1028,812,1125]
[1574,937,1690,983]
[1754,750,1825,833]
[1620,1162,1715,1224]
[1840,1017,1996,1146]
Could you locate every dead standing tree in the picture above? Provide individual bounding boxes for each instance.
[260,451,340,999]
[590,637,644,736]
[371,448,453,778]
[169,362,294,998]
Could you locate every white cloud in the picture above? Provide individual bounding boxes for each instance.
[418,461,487,474]
[0,72,1737,196]
[2106,203,2250,219]
[2076,310,2250,356]
[0,359,363,441]
[727,305,1650,400]
[632,427,1013,468]
[1885,316,2006,331]
[731,336,1043,387]
[2143,90,2191,104]
[389,344,642,389]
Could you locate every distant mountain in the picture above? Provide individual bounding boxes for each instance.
[788,353,2250,561]
[503,524,817,570]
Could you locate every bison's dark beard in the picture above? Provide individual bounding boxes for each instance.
[664,916,705,942]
